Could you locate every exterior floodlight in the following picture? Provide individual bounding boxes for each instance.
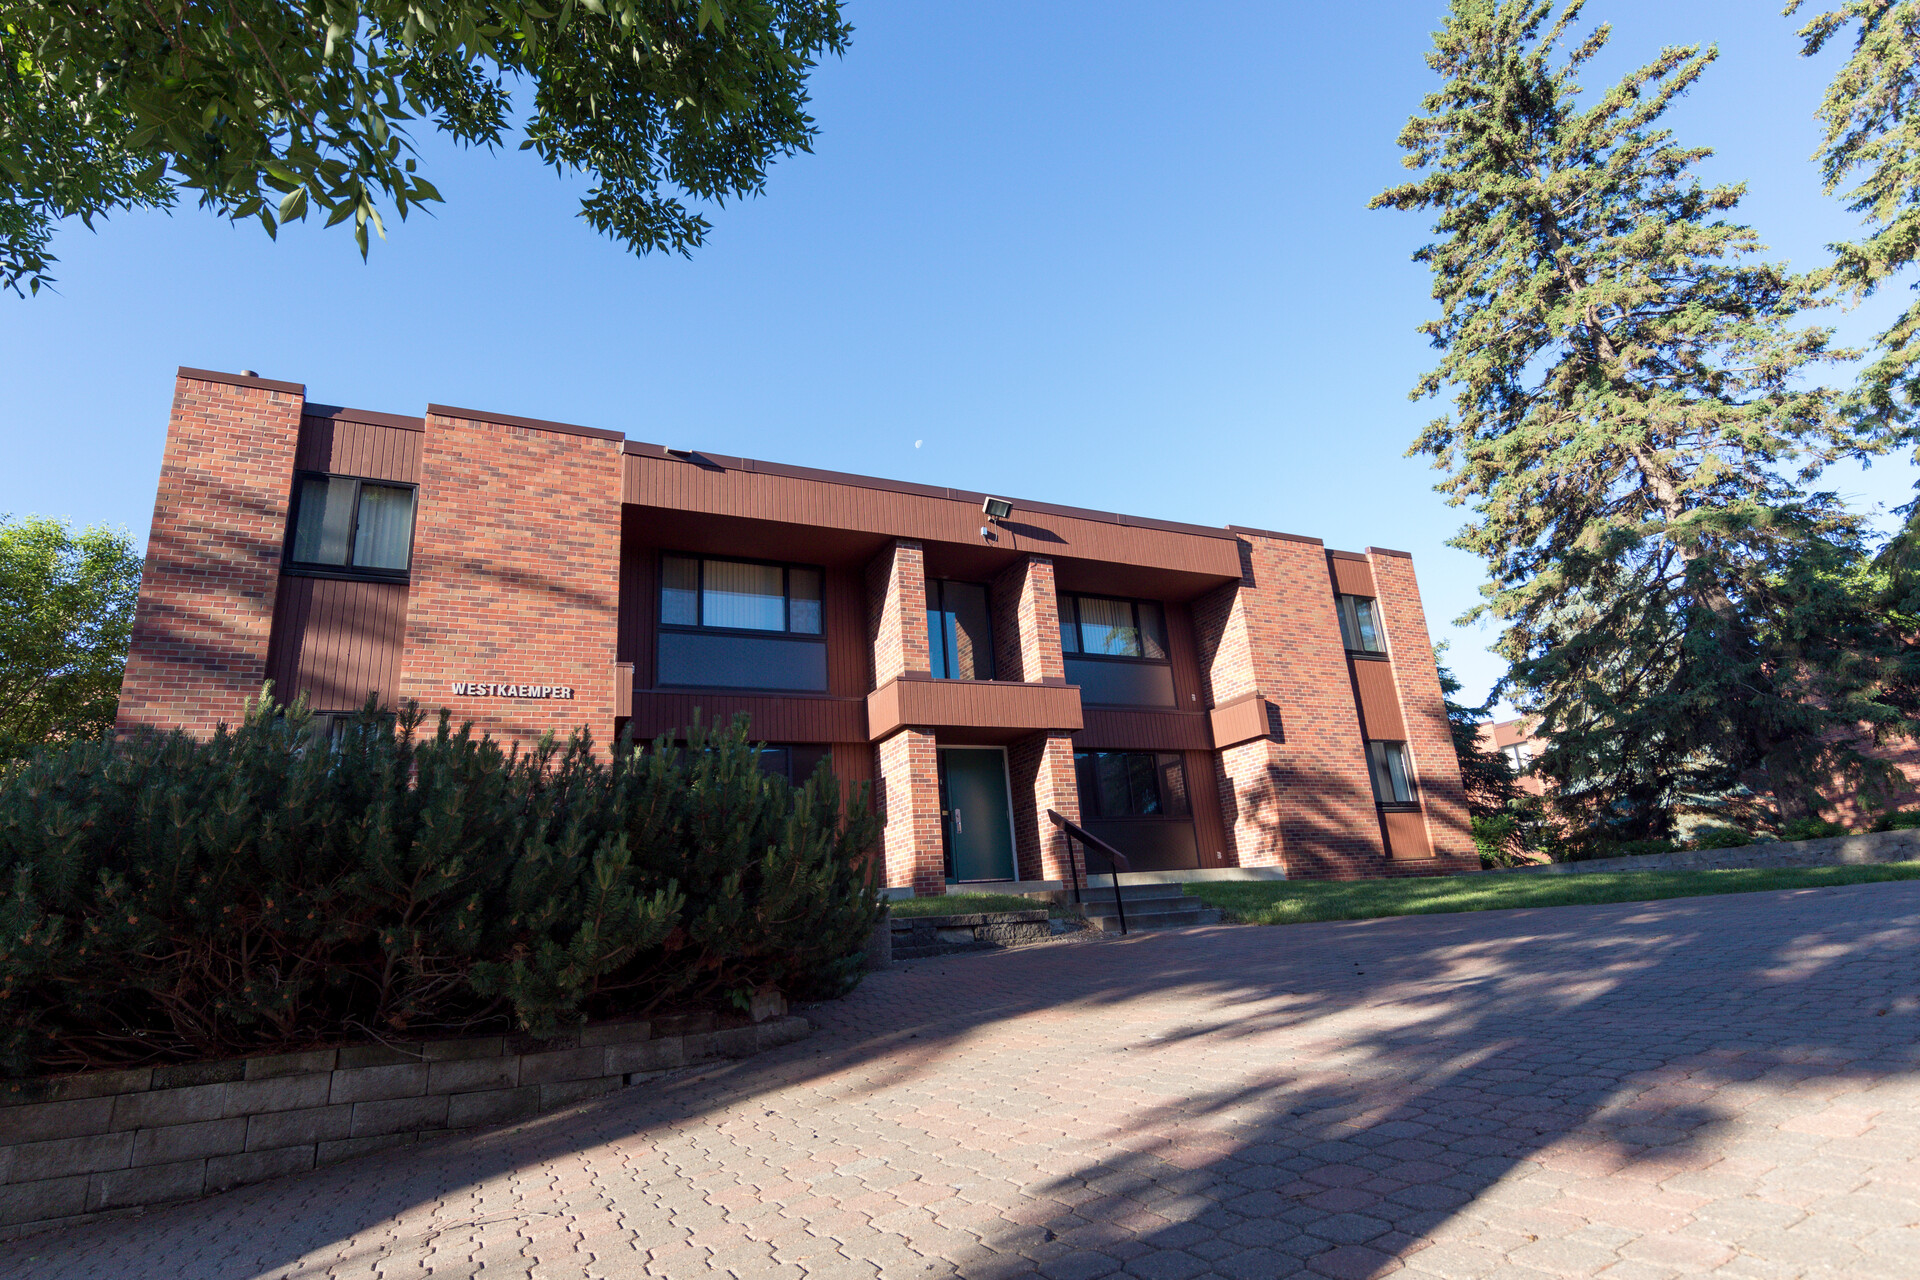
[982,497,1013,520]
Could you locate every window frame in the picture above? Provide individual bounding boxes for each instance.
[1367,740,1419,809]
[1059,593,1172,667]
[1073,750,1193,822]
[1336,593,1386,656]
[657,552,828,639]
[655,551,829,692]
[281,471,419,583]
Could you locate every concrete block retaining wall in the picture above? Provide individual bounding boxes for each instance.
[890,911,1053,959]
[0,1010,810,1238]
[1503,827,1920,877]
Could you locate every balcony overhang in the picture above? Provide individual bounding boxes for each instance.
[867,675,1083,745]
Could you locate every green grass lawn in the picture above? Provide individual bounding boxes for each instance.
[887,892,1058,918]
[1181,861,1920,926]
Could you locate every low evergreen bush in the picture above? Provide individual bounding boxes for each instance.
[1872,809,1920,832]
[1778,817,1849,842]
[1690,826,1753,850]
[0,698,881,1076]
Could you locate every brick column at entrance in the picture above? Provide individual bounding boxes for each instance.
[1008,732,1082,882]
[1370,548,1477,870]
[876,728,942,894]
[989,555,1067,683]
[865,539,930,687]
[118,369,305,738]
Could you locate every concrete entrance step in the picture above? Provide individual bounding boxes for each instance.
[1083,904,1222,931]
[1076,882,1194,910]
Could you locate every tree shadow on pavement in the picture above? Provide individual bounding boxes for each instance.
[15,880,1920,1280]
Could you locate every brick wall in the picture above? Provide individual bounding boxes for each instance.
[989,555,1067,684]
[864,540,930,689]
[1210,534,1388,878]
[397,412,624,748]
[1370,549,1478,870]
[875,728,942,893]
[118,371,305,737]
[1008,732,1082,882]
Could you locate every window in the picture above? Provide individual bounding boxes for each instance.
[286,473,416,577]
[927,580,994,681]
[1502,742,1533,772]
[658,554,827,691]
[1337,594,1385,654]
[755,744,832,786]
[1059,594,1176,707]
[1368,740,1416,805]
[1074,751,1191,819]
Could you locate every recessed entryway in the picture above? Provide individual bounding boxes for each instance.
[938,746,1018,883]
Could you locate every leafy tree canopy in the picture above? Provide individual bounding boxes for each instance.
[0,1,850,293]
[0,515,141,759]
[1373,0,1906,835]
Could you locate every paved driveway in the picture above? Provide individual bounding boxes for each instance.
[11,881,1920,1279]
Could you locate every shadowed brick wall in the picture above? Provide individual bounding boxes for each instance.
[1008,732,1082,882]
[397,411,623,748]
[1210,534,1387,877]
[1370,548,1478,870]
[865,540,930,689]
[989,555,1067,684]
[876,728,941,893]
[118,370,305,738]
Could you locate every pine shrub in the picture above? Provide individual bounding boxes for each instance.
[0,697,881,1076]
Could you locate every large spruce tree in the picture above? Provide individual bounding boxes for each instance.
[1374,0,1901,834]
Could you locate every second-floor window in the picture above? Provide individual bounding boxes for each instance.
[1368,740,1416,806]
[286,473,416,579]
[1337,594,1385,654]
[1060,594,1176,707]
[927,579,994,680]
[657,554,827,691]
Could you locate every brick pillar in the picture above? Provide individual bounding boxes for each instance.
[397,409,623,751]
[989,555,1066,683]
[118,369,305,738]
[1217,739,1287,867]
[866,539,930,688]
[1370,548,1478,871]
[1008,731,1082,882]
[876,729,942,894]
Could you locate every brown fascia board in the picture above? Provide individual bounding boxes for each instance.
[625,439,1244,543]
[1366,546,1414,559]
[177,366,305,396]
[1226,524,1325,547]
[304,403,426,432]
[1326,549,1369,563]
[427,403,625,443]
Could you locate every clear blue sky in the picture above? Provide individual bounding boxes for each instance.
[1,0,1912,708]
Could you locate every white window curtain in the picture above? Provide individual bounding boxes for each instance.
[351,484,415,570]
[702,559,786,630]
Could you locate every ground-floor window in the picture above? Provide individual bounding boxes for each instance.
[1073,750,1200,872]
[755,744,832,786]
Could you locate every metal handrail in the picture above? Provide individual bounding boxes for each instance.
[1047,809,1131,936]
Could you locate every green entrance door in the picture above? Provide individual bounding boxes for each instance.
[939,748,1017,883]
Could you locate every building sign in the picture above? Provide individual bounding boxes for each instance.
[450,682,575,700]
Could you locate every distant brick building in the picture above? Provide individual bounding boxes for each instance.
[120,367,1479,892]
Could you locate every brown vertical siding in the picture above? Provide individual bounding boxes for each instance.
[264,577,410,711]
[1076,708,1213,751]
[1164,602,1206,710]
[1350,658,1407,740]
[295,415,423,483]
[1328,553,1375,597]
[825,566,870,697]
[618,521,656,675]
[1381,808,1434,859]
[1184,748,1229,867]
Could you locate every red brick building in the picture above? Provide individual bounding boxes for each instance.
[119,368,1479,891]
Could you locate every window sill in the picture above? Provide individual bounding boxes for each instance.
[281,564,410,585]
[1348,650,1390,661]
[1377,801,1421,813]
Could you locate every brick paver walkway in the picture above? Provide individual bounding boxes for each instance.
[11,881,1920,1279]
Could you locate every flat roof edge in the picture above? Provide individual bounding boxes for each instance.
[428,404,625,443]
[1226,524,1325,546]
[626,439,1242,542]
[178,366,305,396]
[305,404,426,432]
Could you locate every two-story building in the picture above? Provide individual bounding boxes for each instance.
[117,368,1479,892]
